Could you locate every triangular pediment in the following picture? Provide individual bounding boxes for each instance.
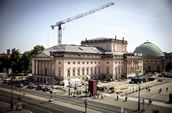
[35,52,49,58]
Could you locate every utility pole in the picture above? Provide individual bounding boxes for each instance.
[68,74,70,96]
[136,70,140,111]
[10,83,13,110]
[138,81,140,111]
[84,84,88,113]
[10,76,15,110]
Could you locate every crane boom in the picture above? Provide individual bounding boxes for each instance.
[51,2,114,45]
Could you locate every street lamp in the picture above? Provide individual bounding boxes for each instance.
[68,74,71,97]
[10,76,15,110]
[136,70,140,111]
[18,87,21,102]
[138,80,140,111]
[84,83,88,113]
[48,79,53,102]
[10,82,13,110]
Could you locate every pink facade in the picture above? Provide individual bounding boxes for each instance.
[32,37,143,83]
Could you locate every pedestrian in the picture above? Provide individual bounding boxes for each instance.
[159,88,162,93]
[125,96,128,102]
[123,96,127,102]
[101,94,104,99]
[166,87,168,92]
[116,95,119,101]
[148,98,152,105]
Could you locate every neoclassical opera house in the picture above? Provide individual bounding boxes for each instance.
[32,37,143,83]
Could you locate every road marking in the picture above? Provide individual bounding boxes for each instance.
[0,87,100,113]
[26,103,52,113]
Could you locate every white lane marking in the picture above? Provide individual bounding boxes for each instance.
[0,91,53,113]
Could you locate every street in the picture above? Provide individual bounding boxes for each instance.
[0,84,133,113]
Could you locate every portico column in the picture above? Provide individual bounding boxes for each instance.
[32,59,35,75]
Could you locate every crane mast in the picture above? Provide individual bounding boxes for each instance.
[51,2,114,45]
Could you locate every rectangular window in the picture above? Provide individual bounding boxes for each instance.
[58,67,61,76]
[98,66,100,74]
[107,67,109,74]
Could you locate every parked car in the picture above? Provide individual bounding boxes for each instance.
[16,83,24,88]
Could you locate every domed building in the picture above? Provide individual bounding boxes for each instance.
[134,41,166,72]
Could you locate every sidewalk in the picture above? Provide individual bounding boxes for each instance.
[86,93,172,113]
[104,93,172,108]
[0,101,32,113]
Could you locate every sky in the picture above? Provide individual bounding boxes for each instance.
[0,0,172,53]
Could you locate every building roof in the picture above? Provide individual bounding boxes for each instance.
[81,37,127,44]
[134,42,164,57]
[35,44,105,57]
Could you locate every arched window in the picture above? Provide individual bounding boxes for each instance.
[82,67,85,75]
[78,68,80,76]
[87,67,89,75]
[95,67,97,74]
[73,68,75,76]
[67,68,70,76]
[91,67,93,75]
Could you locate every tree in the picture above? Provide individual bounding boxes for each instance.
[166,62,172,72]
[0,56,11,72]
[31,45,44,56]
[10,50,21,73]
[20,51,32,73]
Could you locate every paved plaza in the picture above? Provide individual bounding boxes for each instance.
[0,77,172,113]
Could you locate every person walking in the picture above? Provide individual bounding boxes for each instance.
[166,87,168,92]
[116,95,119,101]
[148,98,152,105]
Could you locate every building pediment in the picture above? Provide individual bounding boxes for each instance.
[35,52,49,58]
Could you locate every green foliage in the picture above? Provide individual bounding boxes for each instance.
[166,62,172,72]
[31,45,44,56]
[20,51,32,73]
[0,56,11,72]
[10,50,21,73]
[0,45,44,74]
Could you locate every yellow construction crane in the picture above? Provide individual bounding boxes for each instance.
[51,2,114,45]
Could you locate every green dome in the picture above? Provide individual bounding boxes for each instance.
[134,42,164,56]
